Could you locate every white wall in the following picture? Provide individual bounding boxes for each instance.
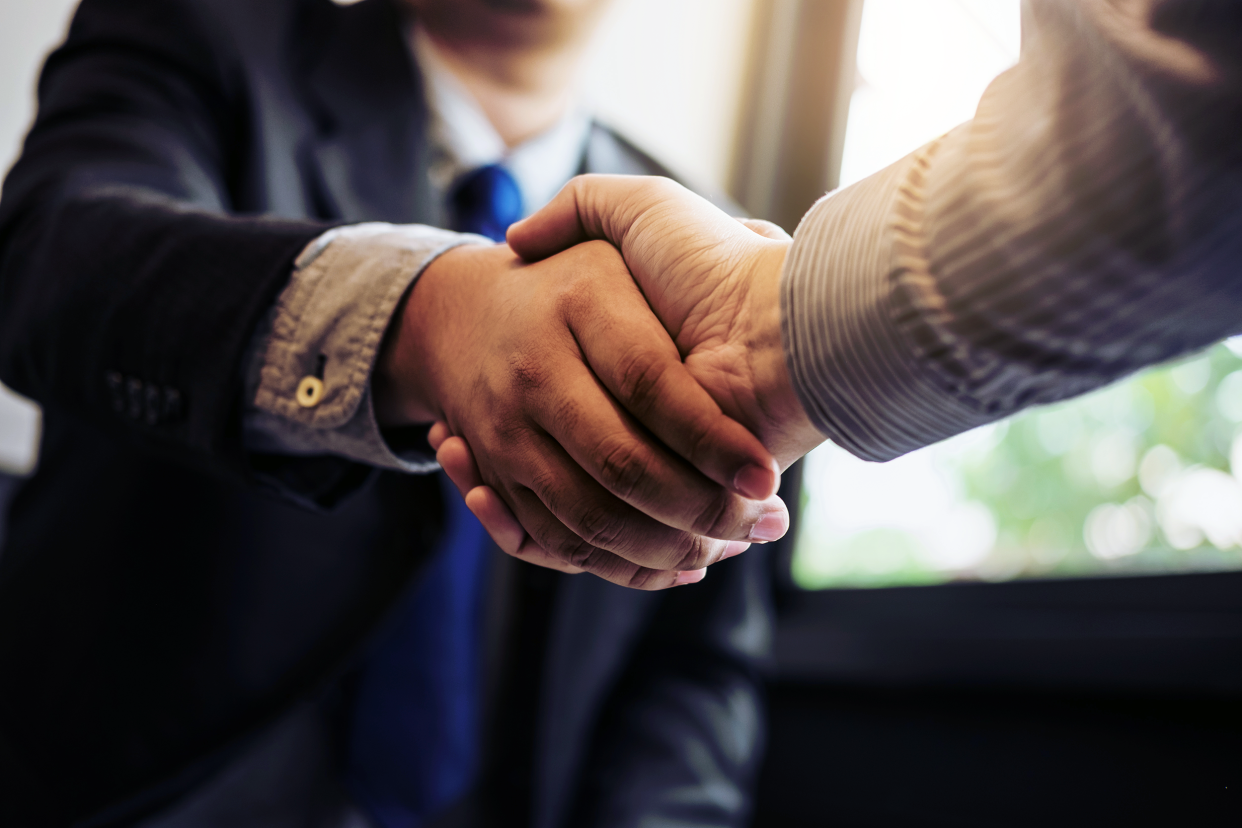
[0,0,755,473]
[0,0,79,473]
[837,0,1020,187]
[581,0,755,192]
[0,0,79,173]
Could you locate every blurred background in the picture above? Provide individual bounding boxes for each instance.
[4,1,1241,825]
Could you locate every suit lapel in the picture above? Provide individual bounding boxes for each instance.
[582,123,744,215]
[298,0,437,224]
[580,123,663,177]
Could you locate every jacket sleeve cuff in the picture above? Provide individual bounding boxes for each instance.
[243,222,490,474]
[781,140,995,463]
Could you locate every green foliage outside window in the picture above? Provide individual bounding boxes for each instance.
[793,340,1242,589]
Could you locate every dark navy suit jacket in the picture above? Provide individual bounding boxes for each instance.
[0,1,771,826]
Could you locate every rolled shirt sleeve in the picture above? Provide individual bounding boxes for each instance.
[781,0,1242,463]
[243,223,490,475]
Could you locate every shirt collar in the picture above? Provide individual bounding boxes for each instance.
[409,25,592,217]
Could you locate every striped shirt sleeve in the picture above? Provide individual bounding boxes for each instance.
[782,0,1242,463]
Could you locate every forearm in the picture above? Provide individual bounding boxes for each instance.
[782,0,1242,462]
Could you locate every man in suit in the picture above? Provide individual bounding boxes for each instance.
[0,0,784,825]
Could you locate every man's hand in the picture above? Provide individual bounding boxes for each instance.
[508,175,826,468]
[431,176,828,574]
[373,239,788,589]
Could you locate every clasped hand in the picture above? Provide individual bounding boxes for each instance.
[376,176,826,589]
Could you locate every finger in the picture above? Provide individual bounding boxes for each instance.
[465,489,710,587]
[505,175,600,261]
[464,486,584,576]
[736,217,792,241]
[498,425,757,571]
[675,568,708,586]
[436,436,484,497]
[457,401,761,572]
[450,443,588,577]
[499,481,706,590]
[427,421,452,452]
[564,243,780,500]
[528,335,787,543]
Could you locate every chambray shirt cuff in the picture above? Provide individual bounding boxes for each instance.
[781,140,991,463]
[243,222,490,474]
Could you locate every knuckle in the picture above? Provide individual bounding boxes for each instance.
[554,272,592,316]
[682,412,720,468]
[548,393,583,438]
[492,413,528,444]
[569,173,595,194]
[571,502,628,552]
[580,552,660,592]
[593,437,650,502]
[554,536,599,569]
[528,467,563,508]
[624,566,667,591]
[507,351,548,395]
[671,534,716,572]
[689,490,737,539]
[613,348,669,419]
[518,507,588,568]
[644,176,678,198]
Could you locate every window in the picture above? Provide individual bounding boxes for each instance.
[792,0,1242,589]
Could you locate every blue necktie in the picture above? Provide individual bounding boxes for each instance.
[447,164,524,243]
[344,165,522,828]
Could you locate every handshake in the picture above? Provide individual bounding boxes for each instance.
[374,175,826,589]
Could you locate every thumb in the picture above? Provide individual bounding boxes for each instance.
[507,174,695,263]
[506,175,595,262]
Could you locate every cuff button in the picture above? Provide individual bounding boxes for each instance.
[296,376,325,408]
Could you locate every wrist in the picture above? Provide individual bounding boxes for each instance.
[373,245,473,427]
[746,242,824,468]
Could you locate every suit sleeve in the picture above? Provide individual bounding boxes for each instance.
[782,0,1242,462]
[0,0,331,480]
[565,550,772,828]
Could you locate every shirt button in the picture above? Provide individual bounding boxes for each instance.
[296,376,325,408]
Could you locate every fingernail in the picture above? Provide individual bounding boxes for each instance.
[673,568,707,586]
[722,541,750,560]
[733,464,776,500]
[749,511,789,543]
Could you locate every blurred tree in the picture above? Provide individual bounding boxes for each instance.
[794,342,1242,589]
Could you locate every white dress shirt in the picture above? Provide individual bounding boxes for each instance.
[413,26,591,218]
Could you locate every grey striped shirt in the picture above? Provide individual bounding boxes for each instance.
[782,0,1242,462]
